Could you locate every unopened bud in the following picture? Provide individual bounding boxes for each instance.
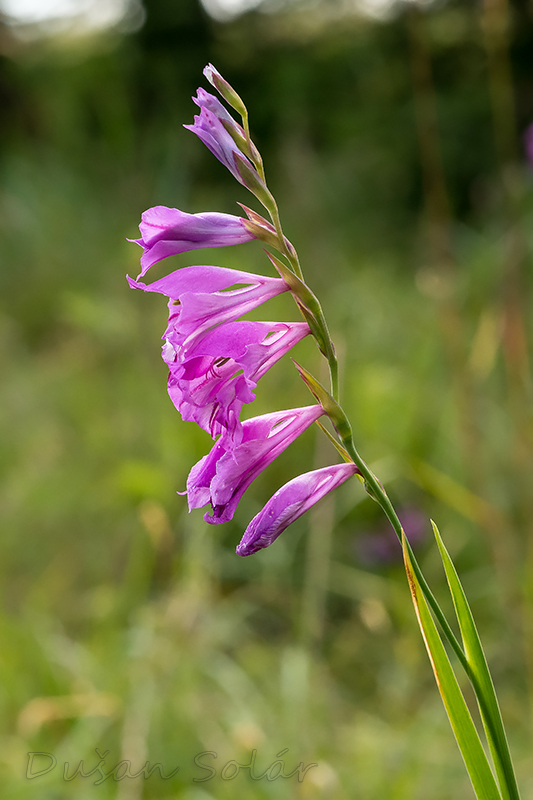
[204,63,247,119]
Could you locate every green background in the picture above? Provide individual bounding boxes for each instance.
[1,0,532,796]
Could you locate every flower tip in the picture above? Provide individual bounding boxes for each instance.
[235,534,266,557]
[126,274,140,289]
[202,63,247,119]
[203,63,217,84]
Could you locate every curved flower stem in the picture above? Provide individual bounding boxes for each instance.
[349,443,468,668]
[242,110,265,183]
[264,211,340,401]
[237,108,342,400]
[294,342,519,798]
[294,360,466,666]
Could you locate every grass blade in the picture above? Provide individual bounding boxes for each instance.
[431,521,521,800]
[402,530,502,800]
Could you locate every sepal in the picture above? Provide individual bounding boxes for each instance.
[292,360,354,449]
[233,153,273,209]
[266,252,331,358]
[220,119,261,164]
[238,205,297,257]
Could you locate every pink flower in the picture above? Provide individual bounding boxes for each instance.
[193,88,236,125]
[128,265,288,350]
[236,463,358,556]
[186,405,324,524]
[184,89,258,185]
[165,320,310,441]
[130,206,255,279]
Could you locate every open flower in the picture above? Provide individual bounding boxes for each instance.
[186,405,324,524]
[130,206,255,279]
[236,463,358,556]
[165,320,310,441]
[128,265,288,350]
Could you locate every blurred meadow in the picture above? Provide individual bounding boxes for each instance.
[1,0,533,796]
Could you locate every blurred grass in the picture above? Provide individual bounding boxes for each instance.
[1,0,533,797]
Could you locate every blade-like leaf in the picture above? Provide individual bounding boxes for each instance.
[402,530,502,800]
[431,521,521,800]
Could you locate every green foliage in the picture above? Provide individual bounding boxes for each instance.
[432,522,520,800]
[402,529,502,800]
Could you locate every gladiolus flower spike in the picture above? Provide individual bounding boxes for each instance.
[128,65,362,557]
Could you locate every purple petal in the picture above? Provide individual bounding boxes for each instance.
[186,405,324,524]
[165,320,309,440]
[237,463,359,556]
[131,206,255,279]
[184,107,247,183]
[193,88,235,124]
[128,266,288,349]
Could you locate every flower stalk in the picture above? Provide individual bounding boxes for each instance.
[129,64,521,800]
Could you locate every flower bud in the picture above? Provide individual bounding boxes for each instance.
[204,63,247,119]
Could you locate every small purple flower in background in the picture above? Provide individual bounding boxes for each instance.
[130,206,255,278]
[524,123,533,168]
[186,405,324,524]
[237,463,359,556]
[128,265,288,350]
[165,319,310,441]
[354,507,427,567]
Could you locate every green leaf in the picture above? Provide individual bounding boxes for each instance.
[431,521,521,800]
[402,531,502,800]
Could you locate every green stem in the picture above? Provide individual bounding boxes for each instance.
[344,441,520,800]
[238,111,341,399]
[345,440,468,668]
[328,347,339,402]
[261,192,340,401]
